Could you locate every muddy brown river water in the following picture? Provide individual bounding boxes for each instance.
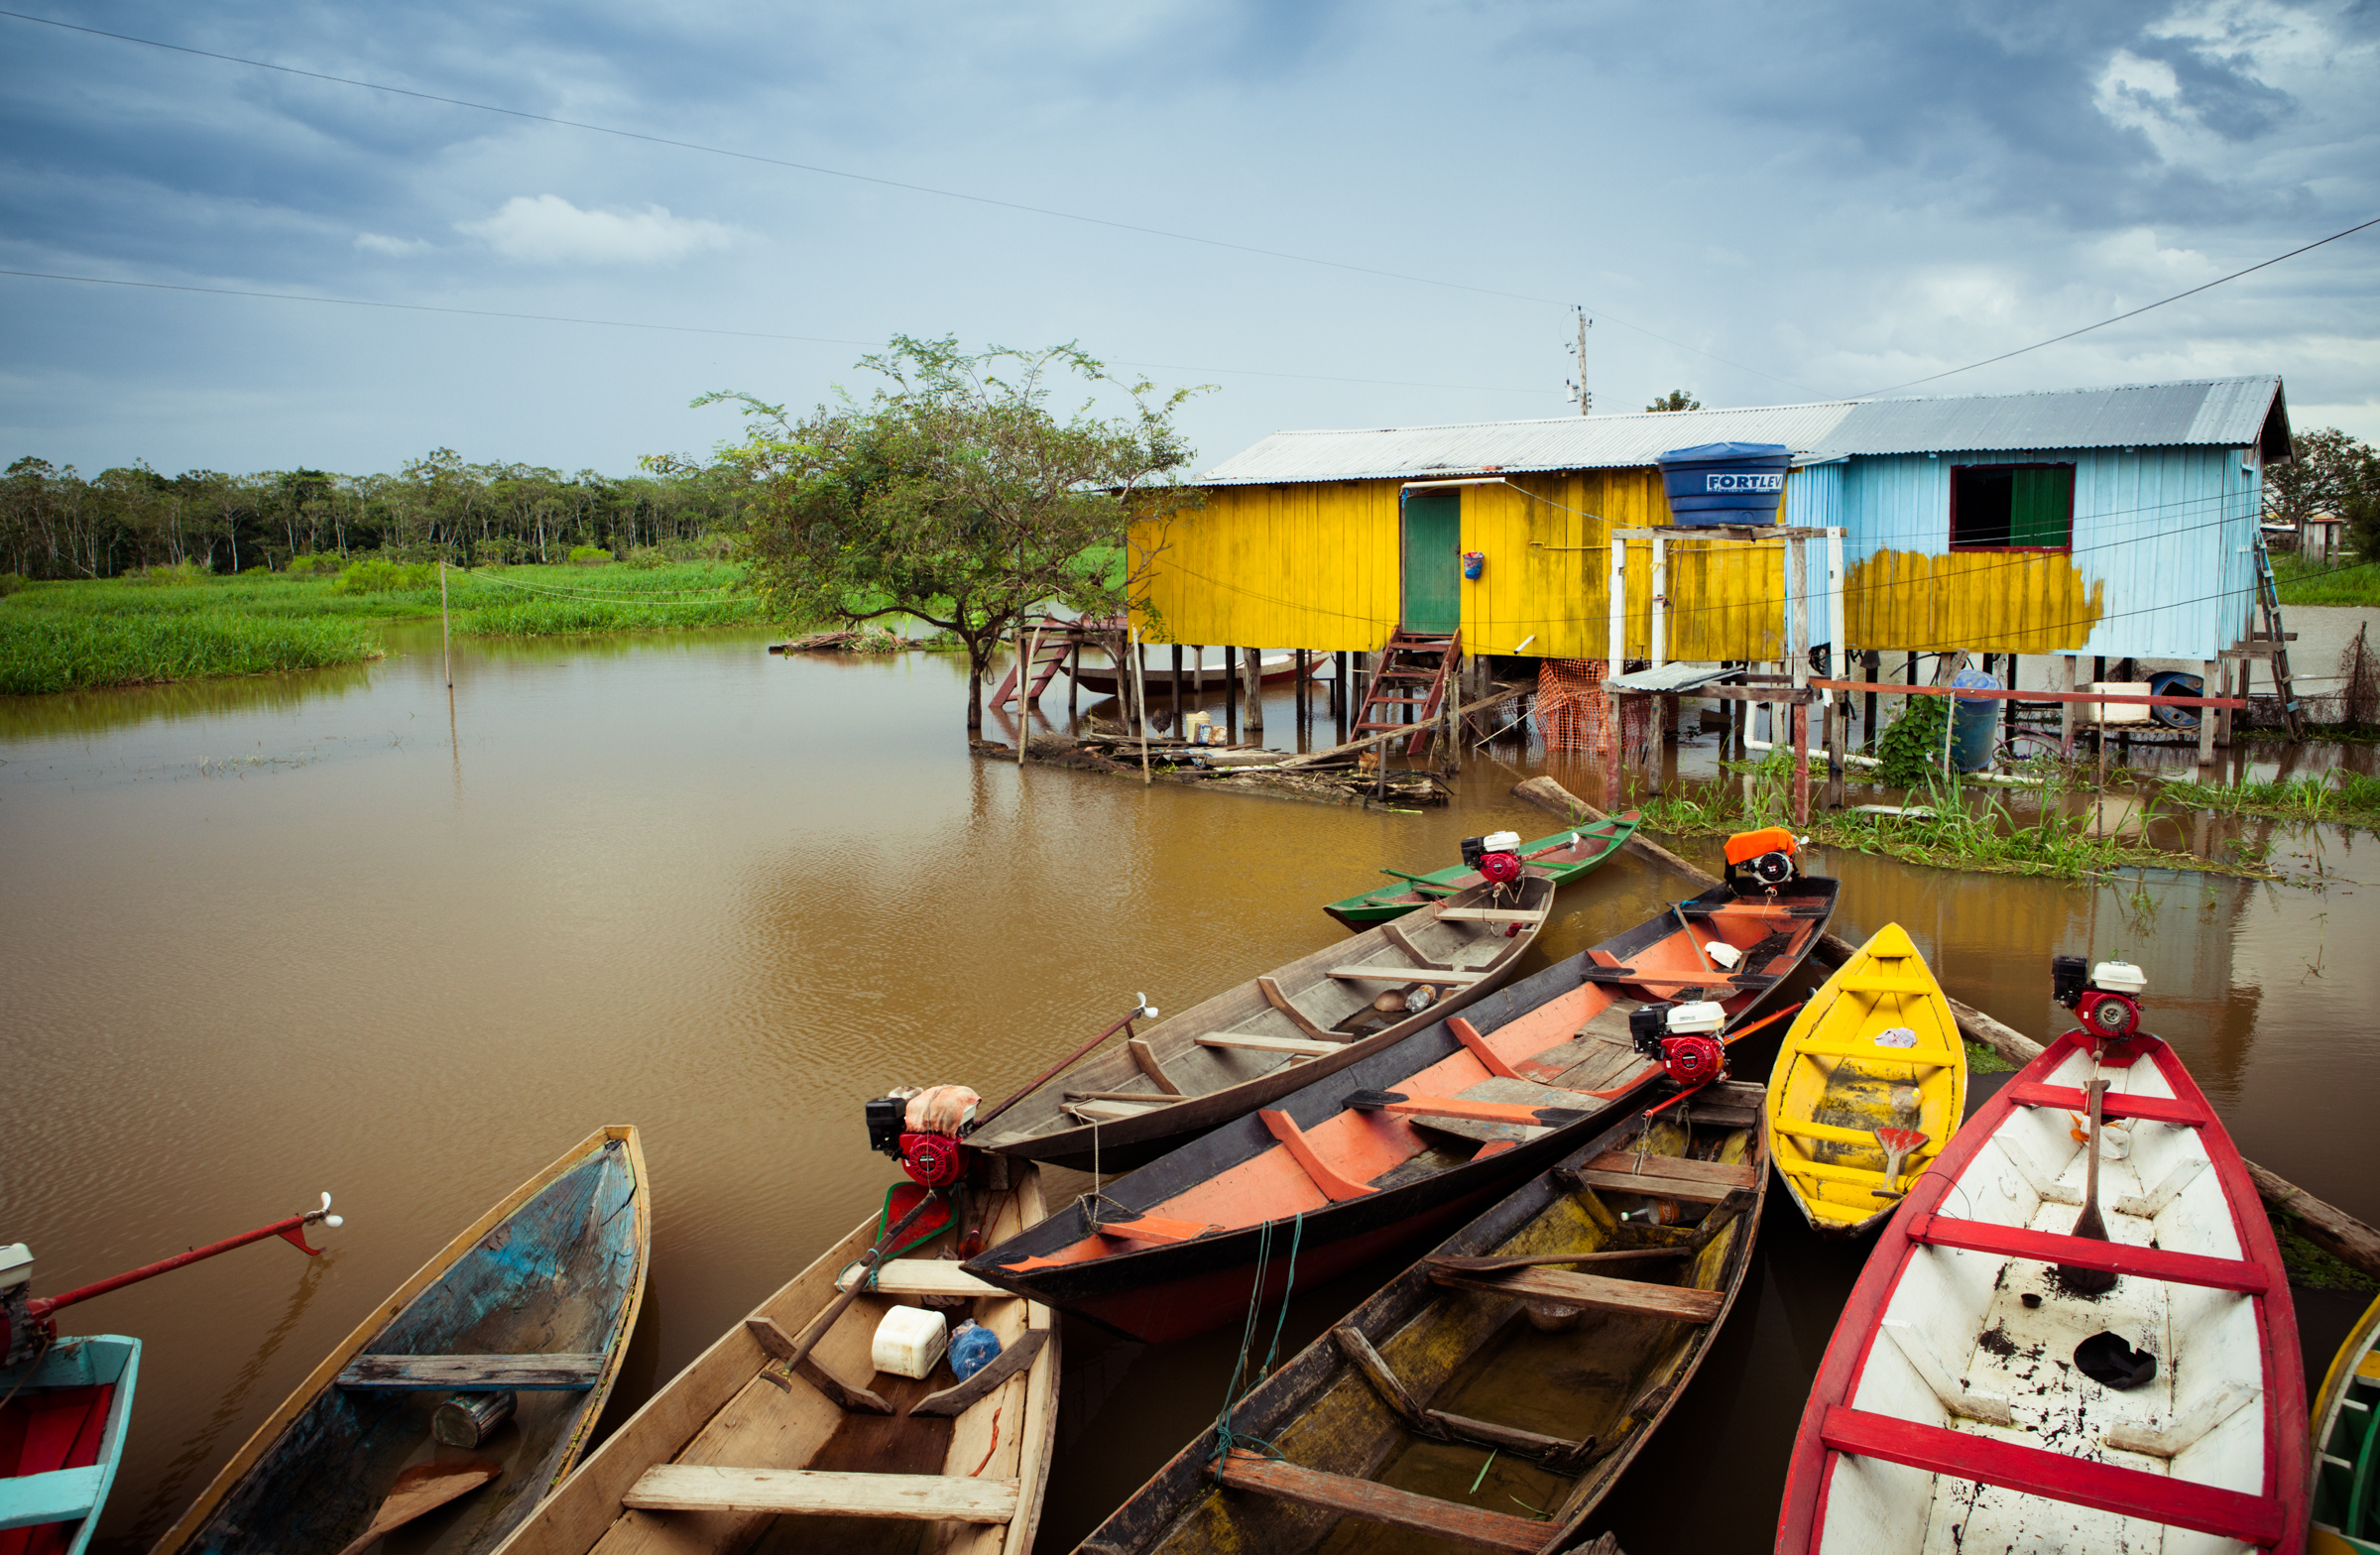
[4,626,2376,1553]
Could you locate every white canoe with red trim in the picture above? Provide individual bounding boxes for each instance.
[1777,1028,2308,1554]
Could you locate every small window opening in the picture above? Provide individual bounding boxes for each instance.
[1951,463,2074,550]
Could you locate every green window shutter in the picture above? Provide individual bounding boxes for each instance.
[2009,467,2072,547]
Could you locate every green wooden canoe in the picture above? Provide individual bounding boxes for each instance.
[1321,810,1640,931]
[2315,1292,2380,1553]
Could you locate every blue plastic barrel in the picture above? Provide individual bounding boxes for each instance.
[2147,669,2202,730]
[1949,666,2000,772]
[1655,442,1793,527]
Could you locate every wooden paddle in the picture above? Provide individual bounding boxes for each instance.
[1870,1127,1927,1199]
[2059,1079,2119,1296]
[332,1460,499,1555]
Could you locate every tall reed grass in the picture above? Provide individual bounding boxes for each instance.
[0,611,378,694]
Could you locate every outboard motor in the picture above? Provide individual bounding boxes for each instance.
[1460,831,1525,888]
[1629,1001,1729,1089]
[2052,955,2148,1047]
[865,1085,981,1189]
[1723,827,1801,894]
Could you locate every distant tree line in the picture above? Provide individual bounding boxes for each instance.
[0,448,753,580]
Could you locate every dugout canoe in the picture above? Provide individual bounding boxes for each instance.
[966,869,1835,1344]
[154,1127,650,1555]
[490,1164,1059,1555]
[972,876,1558,1176]
[2313,1292,2380,1552]
[1066,653,1318,696]
[1775,1027,2307,1554]
[0,1334,139,1555]
[1320,814,1642,932]
[1077,1083,1769,1555]
[1765,922,1965,1240]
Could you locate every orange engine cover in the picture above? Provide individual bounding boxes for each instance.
[1724,827,1798,866]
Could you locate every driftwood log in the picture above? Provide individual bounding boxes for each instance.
[1510,775,2380,1284]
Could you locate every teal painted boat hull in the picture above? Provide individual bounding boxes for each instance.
[157,1128,649,1555]
[1322,812,1641,931]
[0,1333,139,1555]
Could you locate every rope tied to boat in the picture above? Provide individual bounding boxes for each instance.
[1208,1210,1304,1473]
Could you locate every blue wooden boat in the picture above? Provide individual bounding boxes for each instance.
[0,1334,139,1555]
[153,1127,650,1555]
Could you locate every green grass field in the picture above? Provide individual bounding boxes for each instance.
[0,560,763,694]
[2273,552,2380,606]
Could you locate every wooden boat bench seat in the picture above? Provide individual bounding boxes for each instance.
[1819,1405,2283,1545]
[2004,1082,2208,1128]
[0,1465,105,1526]
[1902,1213,2268,1293]
[1217,1448,1550,1553]
[622,1464,1021,1522]
[1433,906,1550,924]
[1569,1151,1757,1206]
[834,1259,1004,1298]
[334,1353,606,1390]
[1063,1098,1176,1122]
[1198,1032,1342,1058]
[1426,1265,1726,1325]
[1678,899,1831,918]
[1328,966,1491,985]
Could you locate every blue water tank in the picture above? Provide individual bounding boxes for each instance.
[1656,442,1793,527]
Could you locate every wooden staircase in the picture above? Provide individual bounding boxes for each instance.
[991,620,1076,710]
[1352,630,1462,756]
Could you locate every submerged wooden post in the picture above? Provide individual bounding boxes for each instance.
[1243,647,1264,734]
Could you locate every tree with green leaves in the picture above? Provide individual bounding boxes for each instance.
[2265,427,2378,559]
[1644,390,1703,413]
[688,334,1203,735]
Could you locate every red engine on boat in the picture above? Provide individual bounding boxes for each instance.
[1462,831,1524,888]
[2052,954,2148,1051]
[1629,1003,1730,1088]
[865,1085,981,1189]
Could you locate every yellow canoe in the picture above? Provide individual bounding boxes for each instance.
[1765,923,1964,1238]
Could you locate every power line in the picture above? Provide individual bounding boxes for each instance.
[0,7,1816,394]
[1848,213,2380,399]
[0,268,1563,396]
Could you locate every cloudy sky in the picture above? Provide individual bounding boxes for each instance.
[4,0,2376,479]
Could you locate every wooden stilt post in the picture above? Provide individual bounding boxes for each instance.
[2198,659,2218,767]
[2060,656,2079,756]
[1333,652,1348,743]
[1789,538,1810,821]
[1862,650,1879,753]
[439,558,452,689]
[1243,647,1264,735]
[1068,636,1081,723]
[1224,644,1238,737]
[1826,695,1845,809]
[1170,644,1184,727]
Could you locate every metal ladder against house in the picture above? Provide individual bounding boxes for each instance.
[2245,530,2306,740]
[1352,630,1462,757]
[991,619,1076,710]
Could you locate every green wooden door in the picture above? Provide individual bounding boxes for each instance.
[1402,491,1463,634]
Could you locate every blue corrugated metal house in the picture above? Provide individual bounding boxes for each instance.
[1785,376,2289,662]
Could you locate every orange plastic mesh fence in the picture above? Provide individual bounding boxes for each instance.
[1534,658,1653,752]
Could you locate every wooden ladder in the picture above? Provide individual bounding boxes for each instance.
[2238,530,2306,740]
[991,620,1075,710]
[1352,630,1462,757]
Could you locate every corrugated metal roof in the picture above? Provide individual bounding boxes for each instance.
[1197,375,2284,487]
[1199,403,1858,485]
[1827,376,2282,456]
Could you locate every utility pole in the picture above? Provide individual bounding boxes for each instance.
[1566,306,1593,416]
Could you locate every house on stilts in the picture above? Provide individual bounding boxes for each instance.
[1131,374,2295,766]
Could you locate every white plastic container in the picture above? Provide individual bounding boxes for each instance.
[2086,682,2153,725]
[871,1305,950,1379]
[1704,941,1743,970]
